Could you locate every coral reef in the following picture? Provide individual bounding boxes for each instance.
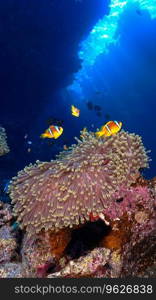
[0,127,9,156]
[47,177,155,278]
[0,203,155,278]
[0,201,20,268]
[21,231,53,277]
[9,130,149,236]
[0,225,17,264]
[0,130,155,278]
[21,229,71,277]
[0,201,12,226]
[48,248,111,278]
[0,201,22,277]
[0,263,24,278]
[47,180,155,278]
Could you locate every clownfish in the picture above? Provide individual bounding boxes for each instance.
[96,121,122,138]
[71,105,80,117]
[40,125,63,139]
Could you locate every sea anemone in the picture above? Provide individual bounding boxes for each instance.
[0,127,9,156]
[9,130,149,236]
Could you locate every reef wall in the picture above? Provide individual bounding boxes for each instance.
[0,130,155,277]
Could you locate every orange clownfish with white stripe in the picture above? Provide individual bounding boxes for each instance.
[96,121,122,138]
[40,125,63,139]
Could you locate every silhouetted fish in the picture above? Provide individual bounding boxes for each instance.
[47,140,55,146]
[46,117,64,126]
[86,101,94,110]
[96,111,102,117]
[105,113,111,120]
[94,105,102,111]
[136,9,142,16]
[95,90,101,95]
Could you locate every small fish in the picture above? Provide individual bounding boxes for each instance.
[86,101,93,110]
[24,134,28,139]
[3,180,10,193]
[27,148,31,152]
[46,117,64,126]
[47,140,55,146]
[136,9,142,16]
[71,105,80,117]
[96,111,102,117]
[11,222,19,231]
[95,90,101,95]
[63,145,68,150]
[40,125,63,139]
[27,140,32,145]
[105,113,111,120]
[96,121,122,138]
[94,105,102,111]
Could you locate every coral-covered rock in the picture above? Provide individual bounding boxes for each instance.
[47,179,156,278]
[21,232,52,277]
[0,263,24,278]
[0,127,9,156]
[0,225,17,264]
[48,248,111,278]
[137,262,156,278]
[21,230,69,277]
[0,201,13,226]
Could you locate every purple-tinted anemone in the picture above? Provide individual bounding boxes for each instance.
[9,130,149,236]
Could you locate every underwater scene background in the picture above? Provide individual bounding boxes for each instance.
[0,0,156,184]
[0,0,156,278]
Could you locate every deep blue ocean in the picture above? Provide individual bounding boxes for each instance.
[0,0,156,192]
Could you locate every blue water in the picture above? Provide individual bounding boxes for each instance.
[0,0,155,189]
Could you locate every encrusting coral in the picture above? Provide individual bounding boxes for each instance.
[0,202,18,268]
[9,130,149,236]
[0,263,24,278]
[48,247,111,278]
[0,201,12,227]
[0,225,17,264]
[0,127,9,156]
[21,228,71,277]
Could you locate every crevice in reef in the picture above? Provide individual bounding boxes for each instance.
[116,197,123,203]
[65,220,111,259]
